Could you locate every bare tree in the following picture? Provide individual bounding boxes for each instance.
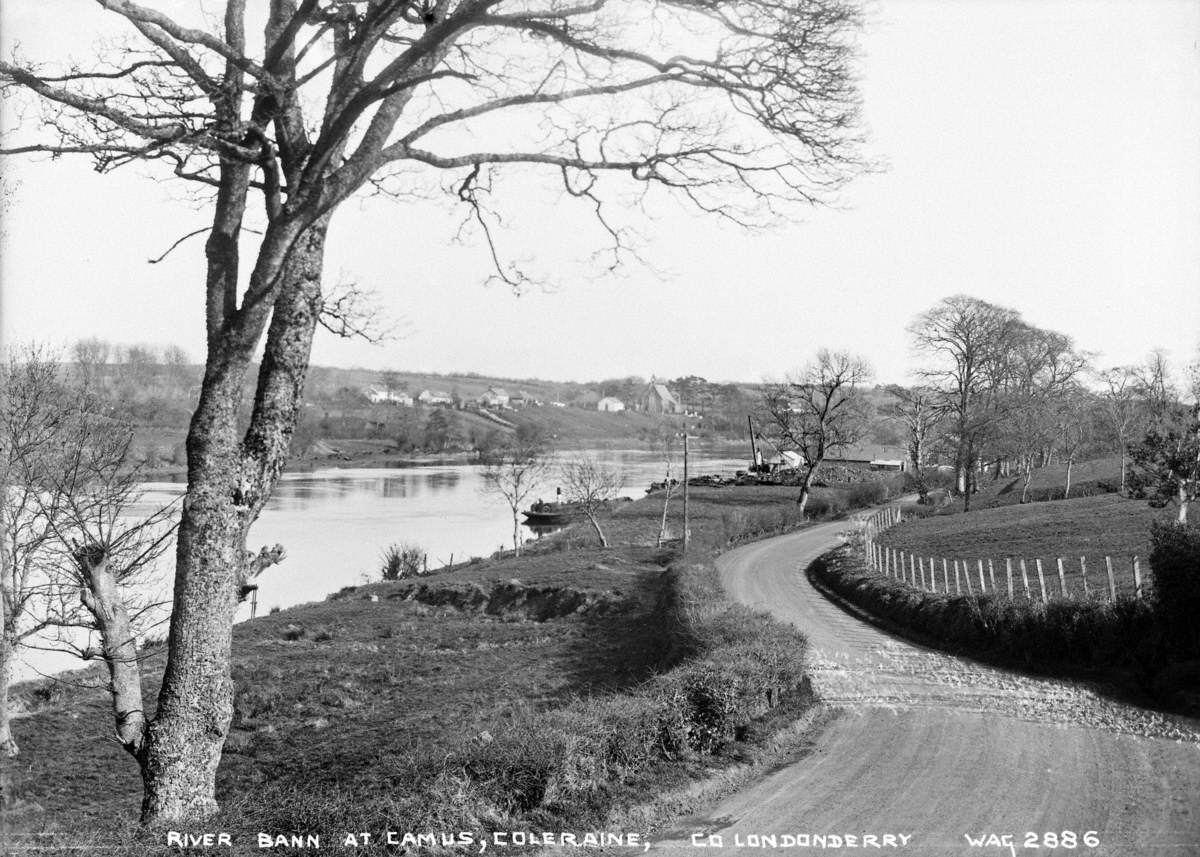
[763,349,872,515]
[1098,365,1144,494]
[0,350,175,765]
[890,385,941,503]
[909,295,1023,510]
[479,437,550,557]
[1054,383,1097,500]
[1,0,865,822]
[560,457,626,548]
[1130,352,1199,525]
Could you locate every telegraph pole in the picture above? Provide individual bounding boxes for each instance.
[682,433,690,553]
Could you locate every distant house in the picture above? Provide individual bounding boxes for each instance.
[477,385,510,408]
[597,396,626,413]
[637,379,682,415]
[417,389,453,406]
[509,390,536,408]
[364,386,412,406]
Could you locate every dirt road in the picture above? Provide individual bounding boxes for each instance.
[651,521,1200,856]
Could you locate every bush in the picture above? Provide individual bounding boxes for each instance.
[1149,521,1200,659]
[381,542,425,580]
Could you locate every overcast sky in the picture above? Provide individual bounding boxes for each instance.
[1,1,1198,386]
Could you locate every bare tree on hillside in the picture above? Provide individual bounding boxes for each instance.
[2,0,865,821]
[890,385,941,503]
[560,457,626,548]
[763,349,872,516]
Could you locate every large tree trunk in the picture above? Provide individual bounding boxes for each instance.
[0,631,16,760]
[1179,483,1190,525]
[140,218,328,823]
[1064,456,1074,500]
[796,465,818,516]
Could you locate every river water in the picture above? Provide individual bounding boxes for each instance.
[18,446,747,681]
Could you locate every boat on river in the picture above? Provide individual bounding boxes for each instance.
[521,497,630,525]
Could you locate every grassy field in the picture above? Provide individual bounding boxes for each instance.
[878,494,1174,598]
[929,456,1122,512]
[5,482,836,854]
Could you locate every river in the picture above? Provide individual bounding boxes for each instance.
[17,446,747,682]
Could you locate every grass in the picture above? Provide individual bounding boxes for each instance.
[6,480,838,855]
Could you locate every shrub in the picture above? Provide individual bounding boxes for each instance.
[381,541,425,580]
[1149,521,1200,659]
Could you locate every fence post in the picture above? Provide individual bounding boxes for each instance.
[1105,556,1117,601]
[911,554,919,589]
[919,556,928,591]
[962,560,973,596]
[940,558,948,592]
[988,559,997,592]
[952,559,960,594]
[1005,558,1014,599]
[1035,559,1048,604]
[1080,557,1089,597]
[977,559,986,594]
[1019,559,1031,601]
[1056,558,1068,599]
[1133,556,1143,600]
[900,551,907,584]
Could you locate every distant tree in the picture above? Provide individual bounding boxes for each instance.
[763,349,872,515]
[1098,365,1144,494]
[1054,383,1098,499]
[890,385,941,503]
[71,338,113,388]
[479,437,552,556]
[379,370,404,399]
[560,457,626,548]
[424,409,462,453]
[1129,353,1199,524]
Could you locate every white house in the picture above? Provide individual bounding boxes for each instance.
[364,386,412,406]
[477,385,510,408]
[597,396,626,413]
[417,389,453,406]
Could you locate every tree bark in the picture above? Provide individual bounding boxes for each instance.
[1064,457,1074,500]
[797,465,817,516]
[0,632,16,759]
[140,218,329,823]
[584,513,608,548]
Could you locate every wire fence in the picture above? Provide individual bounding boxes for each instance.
[859,507,1150,603]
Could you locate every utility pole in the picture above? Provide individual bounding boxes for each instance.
[682,433,690,553]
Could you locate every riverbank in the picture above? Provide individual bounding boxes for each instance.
[4,481,893,854]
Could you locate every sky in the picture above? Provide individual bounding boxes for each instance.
[1,1,1198,387]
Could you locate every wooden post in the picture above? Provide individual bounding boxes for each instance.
[1035,559,1048,604]
[250,587,258,620]
[682,433,690,553]
[1020,559,1031,600]
[1105,556,1117,601]
[952,558,960,594]
[1080,557,1089,597]
[962,560,973,596]
[1005,558,1014,599]
[977,559,986,594]
[1056,558,1068,599]
[423,554,428,575]
[1133,556,1143,600]
[988,559,997,592]
[939,558,947,592]
[919,556,927,591]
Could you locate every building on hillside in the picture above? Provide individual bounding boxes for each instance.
[597,396,625,413]
[364,386,412,406]
[509,390,537,408]
[477,386,510,408]
[637,379,682,415]
[417,389,453,406]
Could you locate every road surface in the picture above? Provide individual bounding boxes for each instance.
[651,520,1200,857]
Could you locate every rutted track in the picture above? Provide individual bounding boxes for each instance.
[652,521,1200,856]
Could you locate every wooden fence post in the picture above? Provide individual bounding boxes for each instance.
[911,554,919,589]
[1056,558,1068,599]
[988,559,997,592]
[977,559,986,594]
[1080,557,1089,597]
[1005,558,1014,599]
[1133,556,1143,600]
[940,558,948,592]
[1035,559,1048,604]
[1105,556,1117,601]
[952,559,960,594]
[919,556,928,591]
[962,560,973,596]
[1019,559,1031,600]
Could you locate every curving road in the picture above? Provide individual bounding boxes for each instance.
[651,520,1200,857]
